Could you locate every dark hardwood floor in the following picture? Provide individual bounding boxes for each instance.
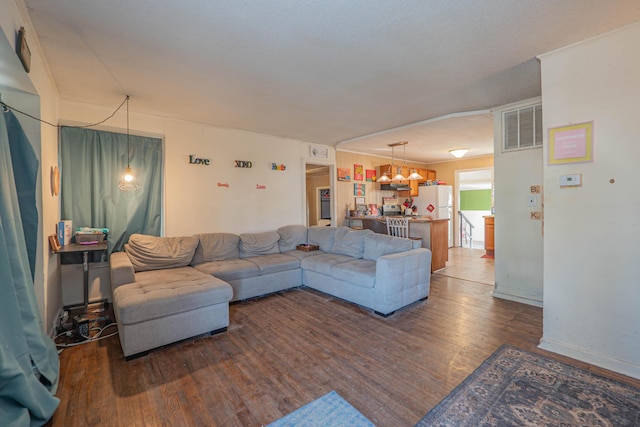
[47,256,640,426]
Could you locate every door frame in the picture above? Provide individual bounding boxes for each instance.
[454,167,494,247]
[302,159,336,227]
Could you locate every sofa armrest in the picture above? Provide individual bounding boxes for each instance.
[110,251,135,290]
[373,248,432,313]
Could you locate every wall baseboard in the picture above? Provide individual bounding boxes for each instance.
[492,290,543,307]
[539,337,640,380]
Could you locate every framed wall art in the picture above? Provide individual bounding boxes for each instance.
[548,121,594,165]
[338,168,351,181]
[354,164,363,181]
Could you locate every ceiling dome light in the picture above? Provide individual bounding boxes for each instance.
[449,148,469,158]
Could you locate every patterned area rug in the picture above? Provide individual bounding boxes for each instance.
[416,344,640,426]
[267,390,375,427]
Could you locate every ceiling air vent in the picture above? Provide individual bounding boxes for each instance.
[503,104,542,151]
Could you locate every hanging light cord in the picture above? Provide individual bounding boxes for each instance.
[126,95,131,166]
[0,95,129,129]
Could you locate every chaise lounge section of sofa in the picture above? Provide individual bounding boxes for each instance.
[109,225,431,359]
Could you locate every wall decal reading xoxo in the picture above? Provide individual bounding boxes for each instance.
[235,160,252,168]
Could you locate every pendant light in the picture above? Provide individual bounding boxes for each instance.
[118,95,139,191]
[391,141,408,181]
[377,144,393,183]
[407,168,424,180]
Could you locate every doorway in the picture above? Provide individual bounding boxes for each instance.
[454,168,493,249]
[305,163,332,226]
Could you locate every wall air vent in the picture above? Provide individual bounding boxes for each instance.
[503,104,542,152]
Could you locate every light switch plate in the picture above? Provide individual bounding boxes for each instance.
[560,174,581,187]
[528,195,538,207]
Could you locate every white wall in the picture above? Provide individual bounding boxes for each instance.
[163,120,315,235]
[1,0,63,333]
[492,99,544,306]
[59,100,335,237]
[538,23,640,379]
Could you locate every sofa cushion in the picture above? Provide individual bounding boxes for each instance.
[194,258,260,281]
[331,227,372,259]
[300,252,354,276]
[125,234,199,272]
[113,267,232,325]
[282,249,322,260]
[307,226,337,253]
[239,231,281,258]
[192,233,240,265]
[363,233,413,261]
[277,225,309,252]
[245,253,300,275]
[330,259,376,289]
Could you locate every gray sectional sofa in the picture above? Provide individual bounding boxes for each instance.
[109,225,432,359]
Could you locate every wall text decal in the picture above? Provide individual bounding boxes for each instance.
[272,163,286,171]
[217,183,229,188]
[189,155,211,165]
[235,160,252,168]
[256,184,266,190]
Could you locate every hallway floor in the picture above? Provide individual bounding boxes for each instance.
[434,247,495,286]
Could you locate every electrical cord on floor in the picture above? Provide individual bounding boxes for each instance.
[54,322,119,348]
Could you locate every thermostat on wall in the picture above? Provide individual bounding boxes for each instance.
[560,174,581,188]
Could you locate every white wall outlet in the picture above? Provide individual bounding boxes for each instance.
[560,174,582,187]
[528,195,538,207]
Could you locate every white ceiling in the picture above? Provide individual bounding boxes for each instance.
[23,1,640,163]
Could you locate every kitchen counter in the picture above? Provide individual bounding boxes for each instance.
[345,216,449,272]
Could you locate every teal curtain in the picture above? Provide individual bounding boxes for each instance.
[60,127,162,254]
[6,111,39,278]
[0,110,59,425]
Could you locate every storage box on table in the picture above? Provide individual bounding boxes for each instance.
[57,220,72,246]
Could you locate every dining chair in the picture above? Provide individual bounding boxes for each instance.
[386,217,410,238]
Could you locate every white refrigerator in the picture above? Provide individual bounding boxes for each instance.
[413,185,453,247]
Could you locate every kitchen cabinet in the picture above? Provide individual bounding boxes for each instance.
[409,168,437,196]
[484,215,494,256]
[409,219,449,271]
[378,165,436,197]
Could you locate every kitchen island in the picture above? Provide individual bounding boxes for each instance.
[345,216,449,272]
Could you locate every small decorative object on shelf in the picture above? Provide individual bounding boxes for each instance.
[16,27,31,73]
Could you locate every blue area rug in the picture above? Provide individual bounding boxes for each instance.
[267,390,375,427]
[415,344,640,426]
